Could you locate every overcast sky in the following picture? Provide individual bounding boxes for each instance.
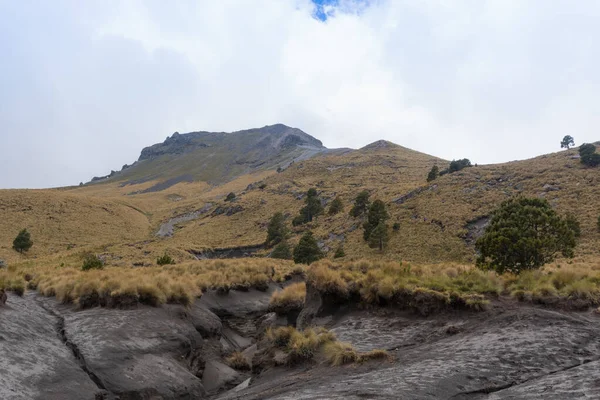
[1,0,599,189]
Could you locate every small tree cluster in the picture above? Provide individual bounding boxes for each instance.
[293,188,324,226]
[266,212,288,247]
[12,229,33,254]
[271,241,292,260]
[293,232,323,264]
[438,159,472,176]
[579,143,600,167]
[350,191,370,218]
[476,197,576,274]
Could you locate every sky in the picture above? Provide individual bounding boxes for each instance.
[1,0,599,189]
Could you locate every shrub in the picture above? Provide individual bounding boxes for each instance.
[350,191,370,217]
[561,135,575,149]
[293,232,324,265]
[157,253,175,266]
[426,165,439,182]
[266,212,288,246]
[476,197,576,274]
[328,197,343,215]
[564,214,581,238]
[448,159,472,173]
[271,241,292,260]
[392,222,400,232]
[225,192,236,202]
[579,143,600,167]
[333,245,345,258]
[81,253,104,271]
[226,352,250,370]
[12,229,33,254]
[363,200,389,241]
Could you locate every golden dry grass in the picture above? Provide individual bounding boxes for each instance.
[269,282,306,313]
[0,258,300,307]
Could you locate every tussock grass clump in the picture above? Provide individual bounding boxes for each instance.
[269,282,306,313]
[226,351,250,370]
[265,326,389,366]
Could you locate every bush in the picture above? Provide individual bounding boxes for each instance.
[271,241,292,260]
[226,352,250,370]
[350,191,370,217]
[475,197,576,274]
[448,158,472,173]
[157,253,175,266]
[328,197,343,215]
[392,222,400,232]
[225,192,236,202]
[266,212,288,246]
[426,165,439,182]
[269,282,306,313]
[293,232,324,265]
[12,229,33,254]
[81,253,104,271]
[564,214,581,238]
[579,143,600,167]
[333,245,345,258]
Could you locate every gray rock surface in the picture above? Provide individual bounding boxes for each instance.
[199,285,279,318]
[188,303,223,337]
[0,293,100,400]
[219,306,600,399]
[202,360,242,393]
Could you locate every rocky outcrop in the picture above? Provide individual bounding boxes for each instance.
[202,360,243,393]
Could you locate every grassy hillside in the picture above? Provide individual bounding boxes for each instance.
[1,139,598,272]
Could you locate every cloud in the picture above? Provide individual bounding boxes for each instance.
[1,0,599,188]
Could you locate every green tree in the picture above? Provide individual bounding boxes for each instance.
[368,222,389,251]
[350,191,370,217]
[294,188,324,225]
[271,240,292,260]
[564,214,581,238]
[426,165,439,182]
[560,135,575,149]
[266,212,288,247]
[328,197,344,215]
[363,200,389,241]
[579,143,600,167]
[475,197,576,274]
[12,229,33,254]
[293,232,324,264]
[225,192,236,202]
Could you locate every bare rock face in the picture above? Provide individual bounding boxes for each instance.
[202,360,243,394]
[0,293,100,400]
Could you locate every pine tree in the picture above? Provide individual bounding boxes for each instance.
[426,165,439,182]
[12,229,33,254]
[368,222,389,251]
[328,197,343,215]
[363,200,389,241]
[266,212,288,247]
[294,188,324,225]
[476,197,576,273]
[293,232,323,264]
[350,191,370,217]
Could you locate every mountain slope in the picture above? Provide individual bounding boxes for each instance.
[91,124,340,191]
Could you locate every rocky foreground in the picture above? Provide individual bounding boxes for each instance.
[1,284,600,400]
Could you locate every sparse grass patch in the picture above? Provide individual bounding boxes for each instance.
[226,351,250,371]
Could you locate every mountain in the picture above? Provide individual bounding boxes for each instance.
[89,124,342,192]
